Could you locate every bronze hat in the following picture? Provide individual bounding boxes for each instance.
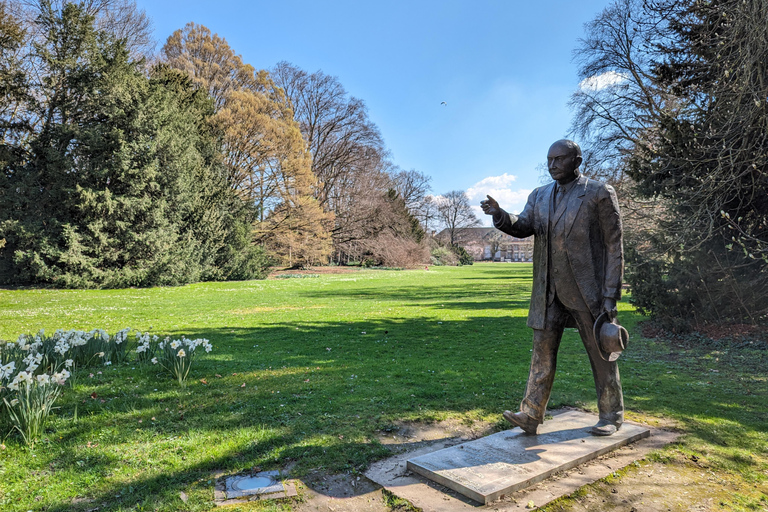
[592,312,629,362]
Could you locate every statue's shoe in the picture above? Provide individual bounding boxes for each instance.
[502,410,539,435]
[589,420,621,436]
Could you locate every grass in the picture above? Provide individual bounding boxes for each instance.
[0,263,766,511]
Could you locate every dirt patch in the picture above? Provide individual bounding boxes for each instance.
[292,419,493,512]
[292,472,387,512]
[640,320,767,342]
[268,266,364,279]
[376,417,495,446]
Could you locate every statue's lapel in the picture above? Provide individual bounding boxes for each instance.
[538,182,555,232]
[565,176,588,236]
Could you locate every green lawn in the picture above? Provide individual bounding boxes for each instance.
[0,263,766,511]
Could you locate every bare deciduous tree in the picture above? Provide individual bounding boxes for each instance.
[22,0,154,58]
[271,61,386,211]
[390,167,432,213]
[574,0,768,324]
[436,190,481,246]
[569,0,674,180]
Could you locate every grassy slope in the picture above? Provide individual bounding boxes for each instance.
[0,263,765,511]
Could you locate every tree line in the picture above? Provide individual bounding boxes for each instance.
[571,0,768,327]
[0,0,481,288]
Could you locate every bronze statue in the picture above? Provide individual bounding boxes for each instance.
[481,139,625,436]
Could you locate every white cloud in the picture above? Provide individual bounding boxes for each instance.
[465,173,532,227]
[466,173,517,197]
[578,71,628,91]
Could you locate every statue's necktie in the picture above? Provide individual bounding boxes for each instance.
[555,185,566,210]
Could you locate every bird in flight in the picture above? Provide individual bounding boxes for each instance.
[440,101,447,106]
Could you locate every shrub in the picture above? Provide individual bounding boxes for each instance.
[430,246,459,266]
[360,233,430,268]
[451,244,474,265]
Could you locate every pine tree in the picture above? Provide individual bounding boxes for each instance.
[0,3,269,286]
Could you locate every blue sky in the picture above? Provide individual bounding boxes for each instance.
[135,0,613,224]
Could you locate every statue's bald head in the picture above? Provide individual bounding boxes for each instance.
[547,139,582,184]
[549,139,582,160]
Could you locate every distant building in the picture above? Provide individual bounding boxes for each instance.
[435,227,534,262]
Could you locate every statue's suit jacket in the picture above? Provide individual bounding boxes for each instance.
[493,175,623,330]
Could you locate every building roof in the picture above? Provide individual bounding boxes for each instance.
[436,227,531,243]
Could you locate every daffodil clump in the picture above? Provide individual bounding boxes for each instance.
[0,332,74,447]
[134,331,161,364]
[0,328,213,445]
[152,337,212,387]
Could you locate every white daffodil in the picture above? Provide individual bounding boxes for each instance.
[114,328,130,344]
[104,361,112,366]
[10,398,18,406]
[177,349,186,358]
[36,373,50,385]
[151,357,158,364]
[65,359,74,368]
[170,340,181,350]
[53,370,70,385]
[0,361,16,379]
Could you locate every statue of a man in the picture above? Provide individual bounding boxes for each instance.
[481,139,624,436]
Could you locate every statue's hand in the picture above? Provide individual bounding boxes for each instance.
[481,195,500,216]
[602,298,618,321]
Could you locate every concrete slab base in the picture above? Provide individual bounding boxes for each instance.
[366,409,678,511]
[407,410,649,504]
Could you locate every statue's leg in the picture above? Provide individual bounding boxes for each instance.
[571,309,624,426]
[520,307,566,423]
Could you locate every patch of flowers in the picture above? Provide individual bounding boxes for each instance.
[134,331,160,364]
[153,336,212,387]
[0,328,213,446]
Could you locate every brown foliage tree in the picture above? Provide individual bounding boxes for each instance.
[162,24,332,267]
